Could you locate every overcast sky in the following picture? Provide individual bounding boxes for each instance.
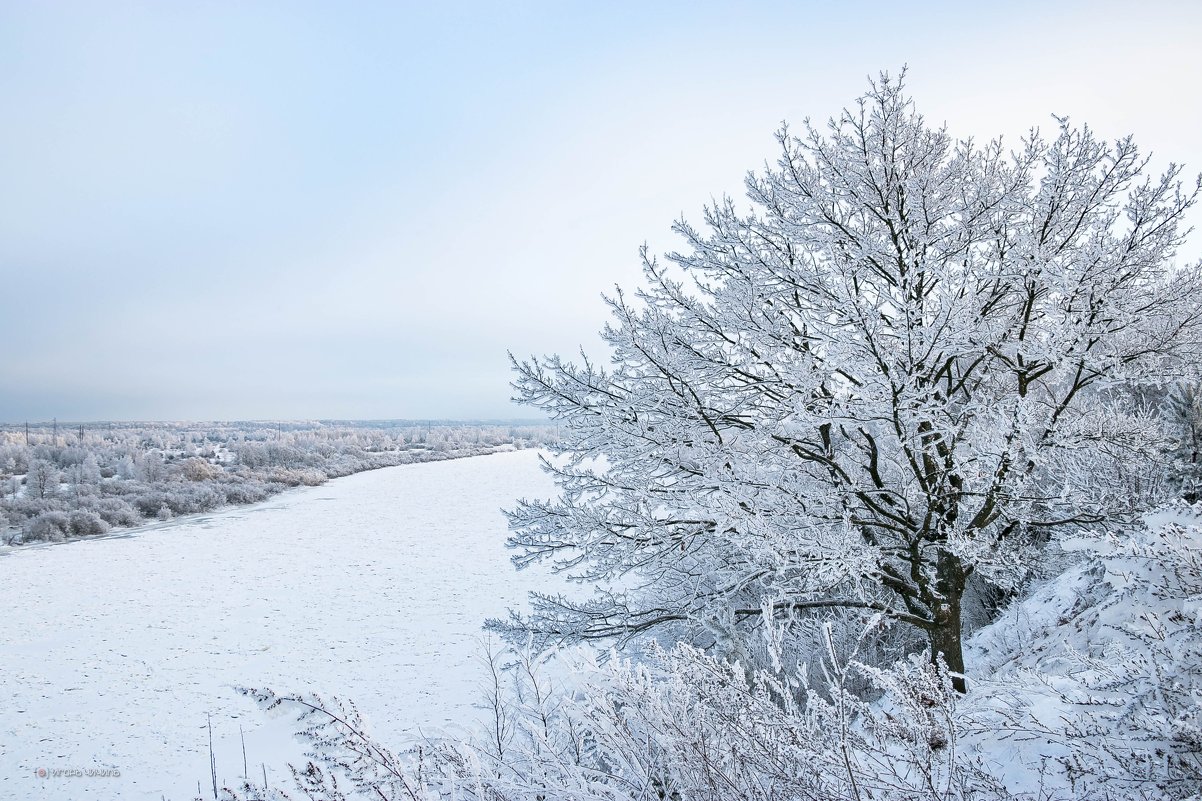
[2,0,1200,422]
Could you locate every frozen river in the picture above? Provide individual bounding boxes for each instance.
[0,449,559,801]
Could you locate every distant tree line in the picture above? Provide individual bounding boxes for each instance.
[0,421,556,544]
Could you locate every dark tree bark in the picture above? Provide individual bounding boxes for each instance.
[928,549,969,693]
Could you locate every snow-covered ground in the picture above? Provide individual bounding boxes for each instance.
[0,449,561,801]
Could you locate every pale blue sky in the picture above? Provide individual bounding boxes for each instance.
[2,1,1200,422]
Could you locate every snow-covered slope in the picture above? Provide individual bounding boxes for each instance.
[963,506,1202,798]
[0,449,561,801]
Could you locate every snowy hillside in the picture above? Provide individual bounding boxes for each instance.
[960,507,1202,798]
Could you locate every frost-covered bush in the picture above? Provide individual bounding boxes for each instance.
[86,497,140,527]
[4,495,66,521]
[129,490,171,518]
[0,509,15,546]
[67,509,110,536]
[178,456,219,482]
[163,484,225,514]
[264,467,327,487]
[218,479,274,505]
[231,634,1010,801]
[235,442,307,470]
[27,511,71,542]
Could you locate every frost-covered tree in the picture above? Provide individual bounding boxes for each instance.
[65,453,102,489]
[25,458,60,500]
[1163,381,1202,502]
[135,451,167,484]
[504,74,1202,690]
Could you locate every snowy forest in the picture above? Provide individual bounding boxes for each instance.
[0,420,554,545]
[215,76,1202,801]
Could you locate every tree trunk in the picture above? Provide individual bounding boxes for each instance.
[929,549,968,693]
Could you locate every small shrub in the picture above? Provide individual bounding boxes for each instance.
[67,510,110,536]
[87,497,140,527]
[27,511,71,542]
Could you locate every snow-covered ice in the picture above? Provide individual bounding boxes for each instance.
[0,449,560,801]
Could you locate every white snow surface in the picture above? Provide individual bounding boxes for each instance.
[0,449,562,801]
